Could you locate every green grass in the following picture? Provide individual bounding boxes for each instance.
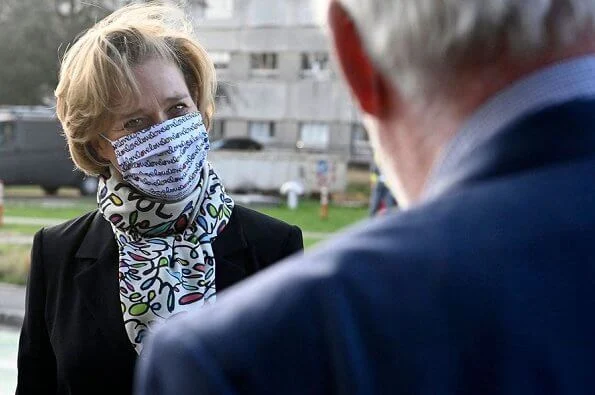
[0,224,44,235]
[4,200,96,219]
[0,244,31,285]
[4,186,82,198]
[303,237,324,249]
[257,200,367,233]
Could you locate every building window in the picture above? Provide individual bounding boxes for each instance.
[193,0,234,20]
[301,52,330,77]
[0,122,15,148]
[250,52,278,77]
[350,123,373,164]
[215,84,232,106]
[249,121,275,144]
[210,120,225,141]
[298,123,329,151]
[250,53,278,70]
[210,52,231,69]
[250,53,279,78]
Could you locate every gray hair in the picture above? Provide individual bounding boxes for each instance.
[326,0,595,100]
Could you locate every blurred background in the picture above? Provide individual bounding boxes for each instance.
[0,0,373,196]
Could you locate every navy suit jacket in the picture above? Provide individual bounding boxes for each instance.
[136,100,595,394]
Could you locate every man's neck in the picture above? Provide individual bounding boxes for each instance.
[397,43,595,205]
[458,46,595,120]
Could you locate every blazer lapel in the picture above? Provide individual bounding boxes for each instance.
[73,212,136,357]
[212,208,255,291]
[72,207,253,352]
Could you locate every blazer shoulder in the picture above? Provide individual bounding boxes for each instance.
[232,205,303,257]
[28,210,106,296]
[232,205,295,232]
[36,210,108,267]
[41,210,101,244]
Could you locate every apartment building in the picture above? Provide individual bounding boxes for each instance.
[187,0,372,164]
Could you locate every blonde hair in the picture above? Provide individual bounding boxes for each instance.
[56,2,216,175]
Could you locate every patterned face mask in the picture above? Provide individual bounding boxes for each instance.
[102,112,210,202]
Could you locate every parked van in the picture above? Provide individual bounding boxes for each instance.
[0,106,98,195]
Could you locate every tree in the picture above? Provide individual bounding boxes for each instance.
[0,0,111,105]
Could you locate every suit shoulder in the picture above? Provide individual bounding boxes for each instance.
[316,171,588,269]
[40,210,100,245]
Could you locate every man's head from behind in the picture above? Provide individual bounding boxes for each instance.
[326,0,595,207]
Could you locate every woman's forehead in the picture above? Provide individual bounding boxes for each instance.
[132,58,190,96]
[110,58,192,113]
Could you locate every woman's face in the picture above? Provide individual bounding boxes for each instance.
[95,57,199,170]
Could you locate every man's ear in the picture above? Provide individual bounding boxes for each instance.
[328,1,392,118]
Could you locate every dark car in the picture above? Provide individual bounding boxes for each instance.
[0,106,98,196]
[210,137,263,151]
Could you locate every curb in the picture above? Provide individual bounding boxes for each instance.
[0,235,33,245]
[3,216,63,226]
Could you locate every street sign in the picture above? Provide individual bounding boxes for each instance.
[316,159,331,187]
[316,160,329,176]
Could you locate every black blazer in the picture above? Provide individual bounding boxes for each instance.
[17,205,302,395]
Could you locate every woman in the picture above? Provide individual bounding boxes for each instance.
[17,4,303,394]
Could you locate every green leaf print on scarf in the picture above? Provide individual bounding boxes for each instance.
[145,221,175,237]
[129,292,142,302]
[129,303,149,316]
[158,257,169,267]
[207,203,219,218]
[129,211,138,226]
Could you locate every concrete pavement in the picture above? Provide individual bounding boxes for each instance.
[0,287,22,395]
[0,327,19,395]
[0,235,33,245]
[0,284,25,330]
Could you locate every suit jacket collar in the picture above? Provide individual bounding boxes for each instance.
[73,207,249,355]
[212,207,248,258]
[424,99,595,202]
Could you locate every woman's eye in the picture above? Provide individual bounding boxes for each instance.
[169,103,189,116]
[123,118,148,132]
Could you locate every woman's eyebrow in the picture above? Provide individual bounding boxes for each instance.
[163,94,191,104]
[117,108,145,121]
[116,94,191,120]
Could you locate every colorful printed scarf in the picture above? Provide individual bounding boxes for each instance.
[97,162,234,353]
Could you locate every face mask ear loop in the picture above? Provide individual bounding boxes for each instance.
[99,133,115,145]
